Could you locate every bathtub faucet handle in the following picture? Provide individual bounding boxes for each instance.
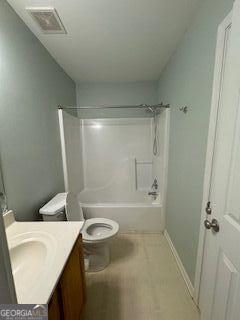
[152,178,158,190]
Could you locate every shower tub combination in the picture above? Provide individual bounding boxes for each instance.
[59,106,169,233]
[78,190,163,233]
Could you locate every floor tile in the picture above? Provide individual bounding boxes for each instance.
[83,233,200,320]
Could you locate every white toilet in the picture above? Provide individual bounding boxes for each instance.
[39,192,119,272]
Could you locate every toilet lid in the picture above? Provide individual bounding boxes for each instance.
[82,218,119,243]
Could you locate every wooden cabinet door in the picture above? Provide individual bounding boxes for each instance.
[60,235,86,319]
[48,287,63,320]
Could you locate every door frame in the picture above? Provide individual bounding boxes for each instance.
[193,12,232,304]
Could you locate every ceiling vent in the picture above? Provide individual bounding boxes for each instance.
[27,7,67,34]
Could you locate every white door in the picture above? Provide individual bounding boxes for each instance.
[199,1,240,320]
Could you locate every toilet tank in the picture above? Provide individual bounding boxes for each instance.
[39,193,67,221]
[39,192,84,222]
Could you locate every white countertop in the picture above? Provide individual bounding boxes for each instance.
[4,211,84,304]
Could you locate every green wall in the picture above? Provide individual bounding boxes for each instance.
[77,81,158,118]
[0,0,76,220]
[158,0,234,284]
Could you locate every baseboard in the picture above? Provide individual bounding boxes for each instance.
[164,230,194,297]
[119,231,164,234]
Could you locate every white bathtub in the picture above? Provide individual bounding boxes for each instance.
[78,190,163,232]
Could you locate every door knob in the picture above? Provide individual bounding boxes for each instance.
[204,218,220,233]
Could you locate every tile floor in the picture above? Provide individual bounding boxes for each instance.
[83,233,200,320]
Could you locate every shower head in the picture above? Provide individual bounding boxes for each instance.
[146,106,160,116]
[139,104,155,114]
[143,103,170,115]
[147,106,154,113]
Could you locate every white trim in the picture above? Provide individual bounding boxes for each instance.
[0,213,17,303]
[81,119,87,190]
[193,12,232,305]
[164,230,194,297]
[161,109,170,228]
[58,108,69,191]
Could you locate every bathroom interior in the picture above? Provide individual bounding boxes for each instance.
[1,0,240,319]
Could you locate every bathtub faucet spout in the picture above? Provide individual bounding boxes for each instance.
[148,191,157,196]
[148,191,158,200]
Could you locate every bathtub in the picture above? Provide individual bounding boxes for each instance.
[78,190,163,232]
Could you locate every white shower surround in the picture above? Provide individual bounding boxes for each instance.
[82,118,153,194]
[59,110,169,232]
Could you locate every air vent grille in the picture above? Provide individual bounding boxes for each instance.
[27,7,66,34]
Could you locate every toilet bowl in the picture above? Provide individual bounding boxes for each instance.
[66,193,119,272]
[39,192,119,272]
[82,218,119,272]
[82,218,119,243]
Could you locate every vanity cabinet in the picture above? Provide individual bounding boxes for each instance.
[48,234,86,320]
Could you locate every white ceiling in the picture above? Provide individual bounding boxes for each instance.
[7,0,200,83]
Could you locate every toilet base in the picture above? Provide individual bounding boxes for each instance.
[84,242,110,272]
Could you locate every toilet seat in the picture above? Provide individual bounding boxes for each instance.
[82,218,119,243]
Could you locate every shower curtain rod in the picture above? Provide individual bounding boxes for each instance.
[58,103,170,110]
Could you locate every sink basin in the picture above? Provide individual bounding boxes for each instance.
[8,232,56,299]
[10,241,47,282]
